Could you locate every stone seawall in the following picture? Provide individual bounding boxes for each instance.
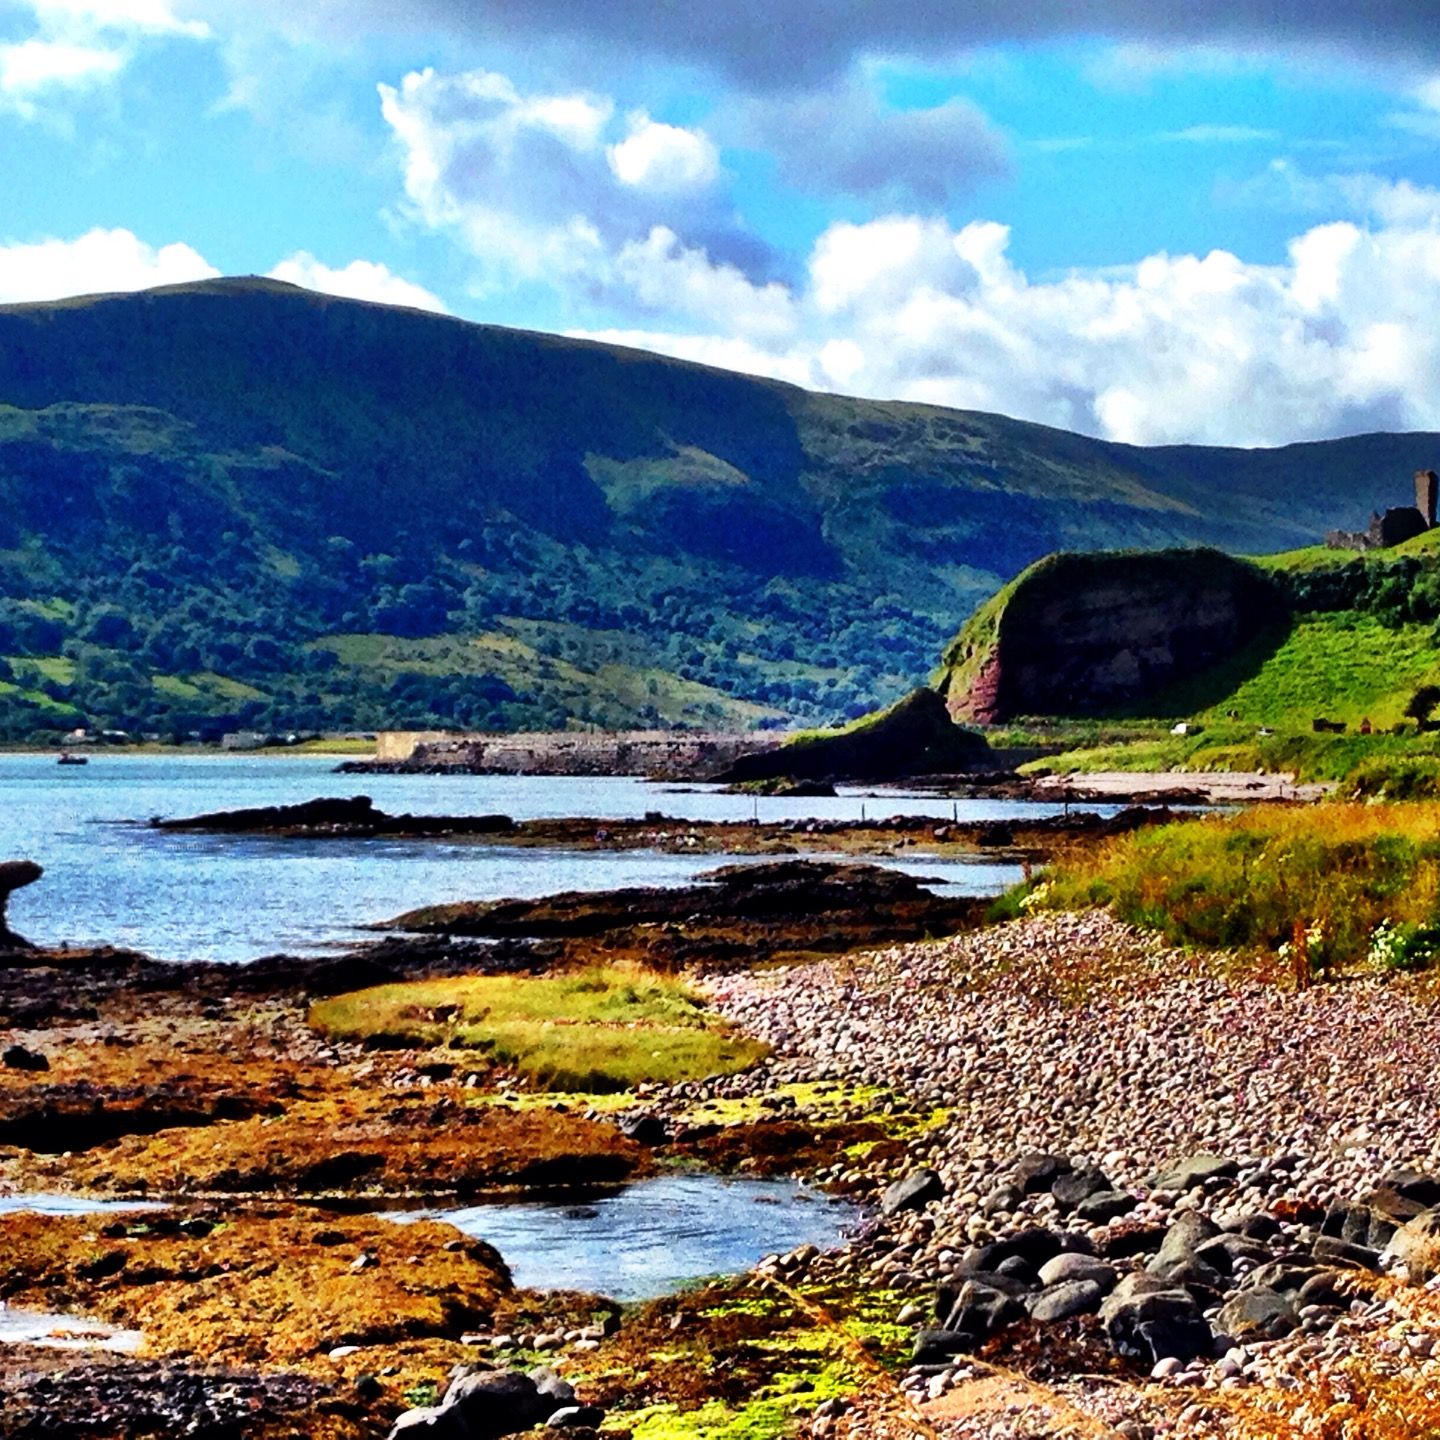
[361,730,786,780]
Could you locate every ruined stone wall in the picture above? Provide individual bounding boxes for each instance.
[403,729,786,779]
[375,731,454,762]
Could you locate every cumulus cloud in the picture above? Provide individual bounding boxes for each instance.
[267,252,449,313]
[0,37,121,111]
[0,227,218,303]
[742,78,1009,207]
[608,112,720,192]
[378,65,776,313]
[565,205,1440,449]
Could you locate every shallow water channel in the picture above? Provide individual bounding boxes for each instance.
[393,1173,863,1301]
[0,756,1074,961]
[0,1195,161,1351]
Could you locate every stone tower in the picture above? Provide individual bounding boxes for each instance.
[1416,469,1439,528]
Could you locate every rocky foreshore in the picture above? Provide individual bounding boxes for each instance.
[684,911,1440,1438]
[3,878,1439,1439]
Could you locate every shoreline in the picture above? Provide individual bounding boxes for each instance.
[1,835,1434,1437]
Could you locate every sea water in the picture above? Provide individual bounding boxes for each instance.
[0,755,1087,962]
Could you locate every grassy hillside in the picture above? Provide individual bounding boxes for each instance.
[947,530,1440,780]
[2,277,1438,738]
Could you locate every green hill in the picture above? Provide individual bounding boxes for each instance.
[1,276,1439,738]
[934,531,1440,781]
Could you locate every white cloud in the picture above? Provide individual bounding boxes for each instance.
[0,37,121,112]
[380,65,772,314]
[267,252,449,313]
[28,0,209,39]
[613,226,793,339]
[1160,123,1279,144]
[0,0,210,118]
[565,208,1440,448]
[0,227,218,303]
[608,112,719,192]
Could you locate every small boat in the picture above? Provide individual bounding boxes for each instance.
[57,752,88,766]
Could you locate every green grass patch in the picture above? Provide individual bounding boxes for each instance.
[1032,723,1440,783]
[1194,614,1440,729]
[309,966,768,1092]
[10,654,76,685]
[1024,802,1440,971]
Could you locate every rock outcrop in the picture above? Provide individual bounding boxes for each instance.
[718,687,991,783]
[0,860,42,948]
[936,549,1287,723]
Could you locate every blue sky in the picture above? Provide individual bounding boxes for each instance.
[4,2,1440,447]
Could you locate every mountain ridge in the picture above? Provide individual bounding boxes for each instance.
[0,278,1437,738]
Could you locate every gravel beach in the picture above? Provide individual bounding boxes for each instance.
[700,911,1440,1438]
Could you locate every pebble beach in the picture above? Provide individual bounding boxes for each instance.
[698,911,1440,1438]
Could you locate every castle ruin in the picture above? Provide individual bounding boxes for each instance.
[1326,469,1440,551]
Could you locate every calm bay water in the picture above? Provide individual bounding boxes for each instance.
[401,1174,860,1299]
[0,755,1084,962]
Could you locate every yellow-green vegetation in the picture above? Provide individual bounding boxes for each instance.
[1030,719,1440,784]
[1126,613,1440,731]
[569,1279,912,1440]
[1020,802,1440,972]
[309,966,768,1092]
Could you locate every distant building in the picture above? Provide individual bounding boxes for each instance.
[1326,469,1439,551]
[220,730,268,751]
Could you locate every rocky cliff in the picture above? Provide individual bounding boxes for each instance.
[937,550,1287,723]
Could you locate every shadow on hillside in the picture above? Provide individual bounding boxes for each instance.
[1096,617,1293,722]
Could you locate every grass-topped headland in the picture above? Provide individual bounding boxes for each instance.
[1010,801,1440,975]
[308,965,769,1092]
[927,526,1440,783]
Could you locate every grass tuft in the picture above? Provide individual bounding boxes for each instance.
[309,965,768,1092]
[1021,803,1440,973]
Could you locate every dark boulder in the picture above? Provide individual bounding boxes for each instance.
[2,1043,49,1072]
[958,1228,1065,1274]
[938,1280,1025,1345]
[1376,1169,1440,1209]
[1297,1270,1355,1311]
[1216,1288,1299,1341]
[1243,1259,1322,1295]
[881,1168,944,1216]
[1076,1190,1138,1224]
[1100,1286,1212,1366]
[1028,1279,1104,1322]
[1037,1253,1116,1291]
[912,1329,977,1365]
[616,1113,669,1147]
[1312,1236,1382,1272]
[1052,1167,1114,1213]
[1011,1153,1072,1194]
[0,859,43,949]
[442,1370,551,1439]
[1194,1233,1272,1276]
[1150,1154,1239,1192]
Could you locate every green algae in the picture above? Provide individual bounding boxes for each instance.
[613,1358,858,1440]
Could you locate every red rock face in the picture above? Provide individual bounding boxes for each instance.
[948,649,1004,725]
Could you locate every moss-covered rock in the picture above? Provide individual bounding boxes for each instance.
[719,688,991,782]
